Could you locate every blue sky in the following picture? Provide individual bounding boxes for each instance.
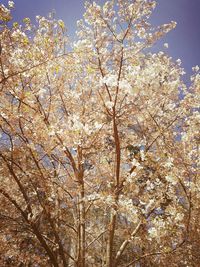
[2,0,200,81]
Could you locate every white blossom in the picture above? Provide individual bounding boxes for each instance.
[192,65,199,72]
[8,1,14,8]
[164,157,174,168]
[164,43,169,48]
[148,227,158,238]
[105,101,114,109]
[100,74,118,87]
[165,174,177,185]
[119,79,132,93]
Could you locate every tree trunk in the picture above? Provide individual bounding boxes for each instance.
[105,212,116,267]
[78,182,86,267]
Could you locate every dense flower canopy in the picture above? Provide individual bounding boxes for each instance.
[0,1,199,267]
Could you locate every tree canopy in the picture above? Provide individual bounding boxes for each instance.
[0,1,199,266]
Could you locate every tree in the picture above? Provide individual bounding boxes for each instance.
[0,1,199,266]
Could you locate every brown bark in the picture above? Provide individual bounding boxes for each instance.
[77,182,86,267]
[77,146,86,267]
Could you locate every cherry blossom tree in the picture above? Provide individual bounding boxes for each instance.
[0,1,199,267]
